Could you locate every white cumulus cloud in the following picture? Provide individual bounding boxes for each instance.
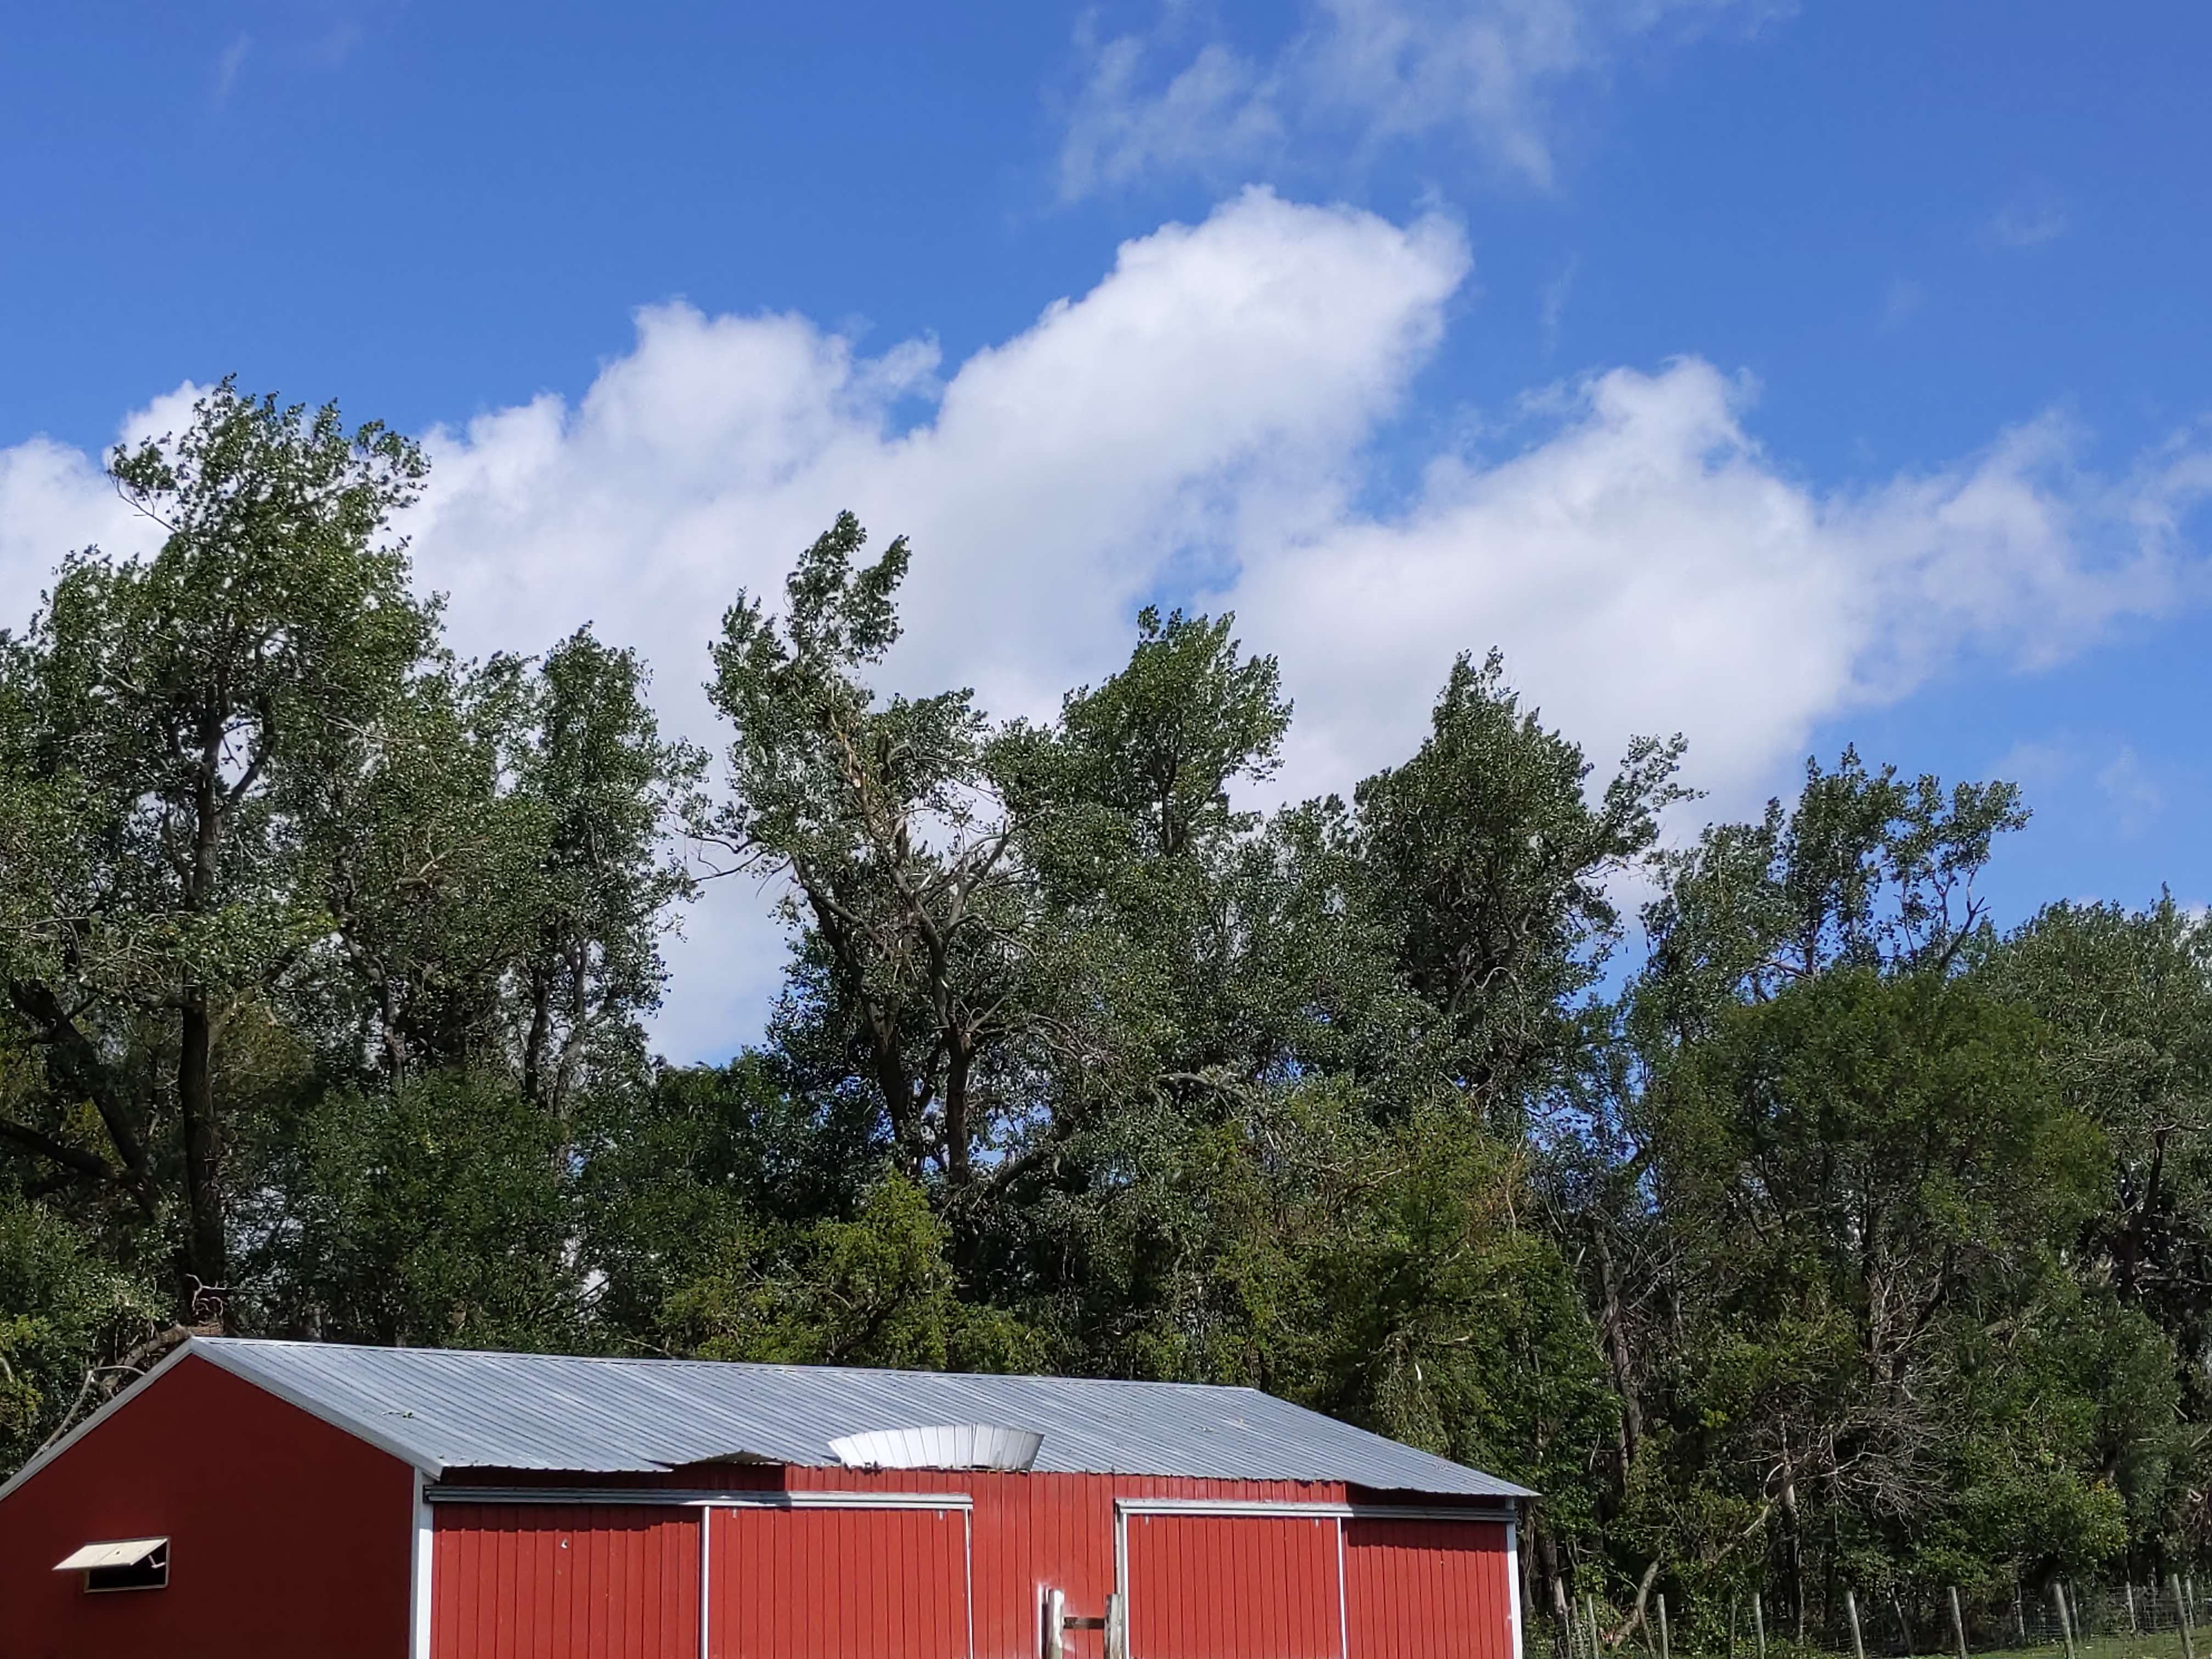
[2,188,2204,1057]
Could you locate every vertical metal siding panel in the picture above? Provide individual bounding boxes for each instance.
[901,1505,923,1659]
[1246,1512,1265,1659]
[972,1474,1005,1659]
[431,1522,456,1659]
[769,1503,788,1657]
[610,1510,631,1658]
[682,1509,703,1658]
[492,1511,517,1658]
[543,1515,565,1659]
[526,1510,547,1659]
[859,1506,881,1659]
[513,1513,532,1659]
[472,1520,494,1659]
[1192,1517,1214,1659]
[1434,1528,1456,1659]
[558,1512,580,1659]
[477,1520,498,1659]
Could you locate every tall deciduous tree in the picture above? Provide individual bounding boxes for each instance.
[0,380,433,1316]
[1355,648,1688,1113]
[704,513,1036,1185]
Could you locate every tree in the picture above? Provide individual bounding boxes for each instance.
[1638,748,2028,1039]
[308,629,700,1123]
[243,1070,582,1348]
[706,513,1087,1187]
[514,630,704,1128]
[1565,753,2175,1640]
[1979,897,2212,1565]
[576,1051,887,1345]
[0,1187,162,1473]
[1046,605,1291,863]
[1353,648,1687,1115]
[0,380,434,1315]
[665,1173,1041,1372]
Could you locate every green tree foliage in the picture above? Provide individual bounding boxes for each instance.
[667,1172,1043,1372]
[242,1071,580,1349]
[2,482,2207,1633]
[1354,647,1688,1115]
[0,380,436,1311]
[703,514,1039,1184]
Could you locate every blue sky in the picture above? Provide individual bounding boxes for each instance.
[3,2,2208,1054]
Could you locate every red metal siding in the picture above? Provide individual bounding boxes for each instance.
[432,1504,700,1659]
[787,1469,1357,1659]
[422,1465,1513,1659]
[1126,1512,1346,1659]
[1342,1518,1513,1659]
[0,1353,415,1659]
[706,1503,970,1659]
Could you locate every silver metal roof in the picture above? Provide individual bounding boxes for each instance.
[186,1338,1531,1499]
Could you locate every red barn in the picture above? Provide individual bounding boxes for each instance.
[0,1338,1531,1659]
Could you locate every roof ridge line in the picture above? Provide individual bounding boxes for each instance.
[196,1336,1271,1393]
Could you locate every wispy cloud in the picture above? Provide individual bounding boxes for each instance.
[1878,277,1927,332]
[1987,197,2069,249]
[213,34,251,105]
[1058,0,1786,200]
[1540,255,1579,351]
[304,18,366,70]
[2097,746,2166,837]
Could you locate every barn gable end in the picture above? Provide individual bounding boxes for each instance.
[0,1351,416,1659]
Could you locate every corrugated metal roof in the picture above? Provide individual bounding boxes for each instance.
[190,1338,1531,1499]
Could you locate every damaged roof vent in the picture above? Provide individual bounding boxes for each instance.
[829,1424,1043,1472]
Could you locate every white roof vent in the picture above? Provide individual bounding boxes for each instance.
[829,1424,1043,1472]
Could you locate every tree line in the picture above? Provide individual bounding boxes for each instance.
[3,383,2206,1638]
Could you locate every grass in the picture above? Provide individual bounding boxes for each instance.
[1544,1622,2202,1659]
[1654,1632,2196,1659]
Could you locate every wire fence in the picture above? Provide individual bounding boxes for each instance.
[1537,1576,2211,1659]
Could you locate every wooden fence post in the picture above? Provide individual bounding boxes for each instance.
[1847,1591,1866,1659]
[1658,1595,1672,1659]
[2053,1583,2077,1659]
[1753,1590,1767,1659]
[2126,1582,2138,1634]
[1588,1594,1603,1659]
[2176,1575,2198,1659]
[1949,1587,1968,1659]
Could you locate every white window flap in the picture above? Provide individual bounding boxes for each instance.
[55,1537,166,1571]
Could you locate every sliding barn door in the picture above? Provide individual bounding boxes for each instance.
[1124,1511,1345,1659]
[1341,1517,1514,1659]
[706,1504,971,1659]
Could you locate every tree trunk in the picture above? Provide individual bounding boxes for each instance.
[945,1032,973,1184]
[1593,1223,1643,1475]
[177,991,229,1323]
[521,956,553,1105]
[862,1001,919,1176]
[178,743,230,1325]
[548,939,590,1137]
